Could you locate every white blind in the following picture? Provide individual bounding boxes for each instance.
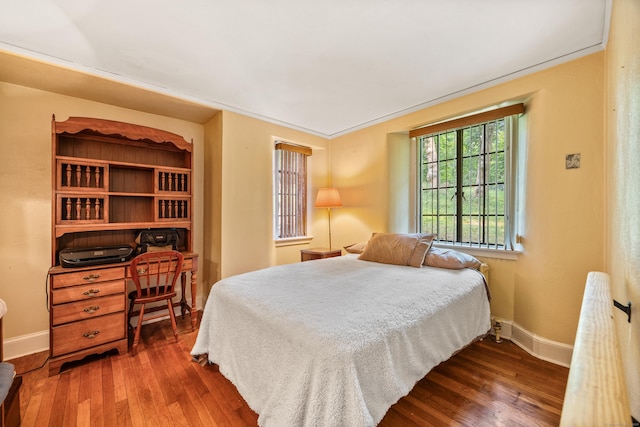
[274,143,311,239]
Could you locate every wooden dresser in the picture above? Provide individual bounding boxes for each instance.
[48,116,198,375]
[49,264,127,374]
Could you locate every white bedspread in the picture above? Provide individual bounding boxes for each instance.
[191,255,491,426]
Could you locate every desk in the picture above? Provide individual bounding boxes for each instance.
[48,252,198,375]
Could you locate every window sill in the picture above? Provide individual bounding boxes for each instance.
[433,243,521,261]
[275,236,314,247]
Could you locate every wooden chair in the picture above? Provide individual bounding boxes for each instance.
[128,250,184,355]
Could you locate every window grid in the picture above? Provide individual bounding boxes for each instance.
[275,147,308,239]
[419,118,507,249]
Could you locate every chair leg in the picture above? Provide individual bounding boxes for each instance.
[127,298,135,330]
[132,303,145,356]
[167,298,179,342]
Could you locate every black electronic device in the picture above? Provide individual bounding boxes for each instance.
[59,245,134,268]
[135,228,180,253]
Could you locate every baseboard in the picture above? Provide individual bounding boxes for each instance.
[4,329,49,361]
[4,296,203,361]
[490,318,573,367]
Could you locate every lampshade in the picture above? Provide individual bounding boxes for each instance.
[314,188,342,208]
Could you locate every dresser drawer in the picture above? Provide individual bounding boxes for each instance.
[52,294,125,326]
[52,279,124,305]
[51,312,125,357]
[51,266,125,289]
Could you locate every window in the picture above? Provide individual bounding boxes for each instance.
[410,104,524,250]
[274,142,312,240]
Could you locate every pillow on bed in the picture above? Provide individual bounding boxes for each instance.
[424,247,482,270]
[343,242,367,254]
[358,233,435,267]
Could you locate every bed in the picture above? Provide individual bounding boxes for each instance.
[191,235,491,427]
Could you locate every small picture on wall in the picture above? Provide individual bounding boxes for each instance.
[565,153,581,169]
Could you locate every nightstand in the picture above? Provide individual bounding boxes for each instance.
[300,248,342,262]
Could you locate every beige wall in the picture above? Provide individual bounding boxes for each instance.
[330,52,606,345]
[213,111,331,280]
[202,112,223,301]
[606,0,640,416]
[0,81,205,341]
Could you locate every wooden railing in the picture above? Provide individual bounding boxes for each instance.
[560,272,631,426]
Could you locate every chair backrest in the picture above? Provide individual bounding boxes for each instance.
[130,250,184,298]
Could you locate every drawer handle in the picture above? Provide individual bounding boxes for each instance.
[83,306,100,314]
[82,289,101,297]
[136,268,147,274]
[83,274,101,282]
[83,330,100,339]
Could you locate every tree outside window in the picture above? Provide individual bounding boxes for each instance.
[412,104,523,249]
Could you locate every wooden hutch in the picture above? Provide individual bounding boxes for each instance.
[48,116,198,375]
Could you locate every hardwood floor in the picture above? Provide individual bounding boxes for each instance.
[12,316,568,426]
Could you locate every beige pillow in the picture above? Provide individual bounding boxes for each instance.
[358,233,435,267]
[343,242,367,254]
[424,247,481,270]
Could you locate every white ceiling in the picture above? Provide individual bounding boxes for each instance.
[0,0,610,138]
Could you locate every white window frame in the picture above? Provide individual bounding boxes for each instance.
[273,140,313,245]
[411,104,525,258]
